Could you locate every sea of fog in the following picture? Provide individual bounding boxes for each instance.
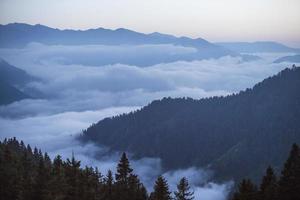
[0,43,298,200]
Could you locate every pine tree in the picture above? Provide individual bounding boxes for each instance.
[278,143,300,200]
[49,155,67,200]
[33,157,50,200]
[21,148,35,200]
[102,170,115,200]
[232,179,258,200]
[138,185,148,200]
[65,154,81,200]
[128,174,148,200]
[115,152,133,185]
[150,176,172,200]
[258,166,277,200]
[115,152,133,200]
[0,145,20,200]
[174,177,194,200]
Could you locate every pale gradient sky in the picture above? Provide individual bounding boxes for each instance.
[1,0,300,47]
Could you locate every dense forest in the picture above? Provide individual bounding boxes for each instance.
[0,138,193,200]
[1,138,300,200]
[80,66,300,182]
[232,143,300,200]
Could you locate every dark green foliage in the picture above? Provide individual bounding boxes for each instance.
[128,174,149,200]
[48,155,68,200]
[102,170,115,200]
[150,176,172,200]
[258,166,278,200]
[80,66,300,182]
[278,143,300,200]
[232,179,258,200]
[231,144,300,200]
[115,152,133,186]
[174,177,194,200]
[114,152,147,200]
[0,138,148,200]
[2,138,299,200]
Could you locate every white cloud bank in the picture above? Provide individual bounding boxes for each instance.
[0,44,295,117]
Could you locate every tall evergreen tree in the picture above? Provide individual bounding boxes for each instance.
[278,143,300,200]
[65,154,81,200]
[150,176,172,200]
[21,148,35,200]
[128,174,148,200]
[0,145,21,200]
[258,166,277,200]
[33,157,50,200]
[232,179,258,200]
[115,152,133,185]
[49,155,68,200]
[102,170,115,200]
[115,152,133,200]
[174,177,194,200]
[138,185,148,200]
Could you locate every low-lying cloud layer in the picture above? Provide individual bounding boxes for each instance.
[0,44,298,200]
[0,43,198,67]
[0,44,295,117]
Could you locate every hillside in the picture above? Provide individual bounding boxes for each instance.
[0,59,35,105]
[80,66,300,182]
[0,59,34,87]
[216,41,300,53]
[274,54,300,63]
[0,80,29,105]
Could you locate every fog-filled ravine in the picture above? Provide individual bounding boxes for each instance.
[1,23,300,200]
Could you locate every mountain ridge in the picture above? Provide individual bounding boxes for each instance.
[0,23,237,61]
[0,23,215,48]
[0,59,36,105]
[216,41,300,53]
[274,54,300,63]
[80,66,300,182]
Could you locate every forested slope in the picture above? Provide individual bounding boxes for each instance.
[80,66,300,181]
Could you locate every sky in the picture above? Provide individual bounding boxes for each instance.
[0,0,300,47]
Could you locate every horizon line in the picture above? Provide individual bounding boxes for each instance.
[1,22,299,48]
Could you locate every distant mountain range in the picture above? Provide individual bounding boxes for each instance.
[80,66,300,182]
[0,23,230,52]
[0,23,254,65]
[3,23,300,66]
[0,59,36,105]
[216,41,300,53]
[274,54,300,63]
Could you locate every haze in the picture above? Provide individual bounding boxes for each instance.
[1,0,300,47]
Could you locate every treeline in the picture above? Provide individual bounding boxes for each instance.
[232,143,300,200]
[0,138,194,200]
[1,138,299,200]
